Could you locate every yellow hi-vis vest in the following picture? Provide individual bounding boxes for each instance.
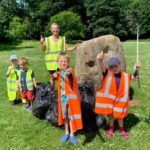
[7,66,18,101]
[45,36,66,71]
[17,69,34,91]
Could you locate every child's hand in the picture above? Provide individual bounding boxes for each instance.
[53,72,58,78]
[97,52,104,62]
[35,85,39,89]
[66,67,72,75]
[9,66,14,71]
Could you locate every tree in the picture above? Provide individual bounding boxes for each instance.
[23,0,85,39]
[46,11,85,41]
[126,0,150,38]
[85,0,130,39]
[6,16,27,43]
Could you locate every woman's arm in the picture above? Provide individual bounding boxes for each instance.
[66,43,80,51]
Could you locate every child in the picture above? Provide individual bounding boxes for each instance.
[7,55,21,105]
[17,57,38,111]
[53,52,83,144]
[95,54,138,140]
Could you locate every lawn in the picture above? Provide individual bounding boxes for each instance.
[0,40,150,150]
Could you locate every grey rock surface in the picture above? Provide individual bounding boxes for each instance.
[75,35,126,90]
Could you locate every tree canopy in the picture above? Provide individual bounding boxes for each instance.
[0,0,149,41]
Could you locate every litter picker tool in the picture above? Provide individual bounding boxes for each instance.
[134,24,141,88]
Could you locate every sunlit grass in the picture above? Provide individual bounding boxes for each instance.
[0,40,149,150]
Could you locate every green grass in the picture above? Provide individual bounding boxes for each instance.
[0,40,150,150]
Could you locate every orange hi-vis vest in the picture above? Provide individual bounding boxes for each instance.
[57,68,83,132]
[95,70,131,119]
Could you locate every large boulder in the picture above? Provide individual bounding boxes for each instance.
[75,35,126,90]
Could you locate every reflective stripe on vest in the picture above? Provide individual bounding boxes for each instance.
[95,103,113,109]
[7,79,16,84]
[67,94,78,100]
[70,114,82,121]
[96,92,116,99]
[113,107,128,113]
[45,36,65,70]
[7,88,16,92]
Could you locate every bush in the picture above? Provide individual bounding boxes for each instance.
[45,11,85,41]
[6,16,27,42]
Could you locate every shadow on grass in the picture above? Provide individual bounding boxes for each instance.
[101,113,140,133]
[77,122,106,145]
[124,113,140,131]
[144,115,150,125]
[0,40,36,52]
[81,130,105,145]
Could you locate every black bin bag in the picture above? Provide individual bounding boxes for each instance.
[32,83,54,119]
[79,81,106,131]
[45,100,58,126]
[79,81,95,110]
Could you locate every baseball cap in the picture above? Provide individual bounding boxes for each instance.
[10,55,18,61]
[108,57,120,68]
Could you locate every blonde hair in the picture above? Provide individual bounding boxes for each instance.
[50,23,60,30]
[19,57,28,64]
[58,52,70,62]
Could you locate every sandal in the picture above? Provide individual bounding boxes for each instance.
[69,135,78,145]
[107,127,114,138]
[60,134,69,143]
[119,128,129,140]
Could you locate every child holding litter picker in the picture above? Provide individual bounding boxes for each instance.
[53,52,83,145]
[95,52,138,140]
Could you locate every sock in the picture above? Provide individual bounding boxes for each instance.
[119,127,125,132]
[109,126,114,130]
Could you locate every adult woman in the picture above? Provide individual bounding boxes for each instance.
[40,23,79,86]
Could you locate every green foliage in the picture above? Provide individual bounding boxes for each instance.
[24,0,85,39]
[126,0,150,38]
[0,0,150,41]
[0,40,150,149]
[6,16,27,41]
[47,11,85,41]
[85,0,129,39]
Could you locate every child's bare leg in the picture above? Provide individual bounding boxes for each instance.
[108,115,114,127]
[118,118,128,140]
[60,119,69,143]
[107,115,115,138]
[69,120,74,136]
[118,118,124,127]
[30,100,33,106]
[69,120,78,144]
[64,119,69,135]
